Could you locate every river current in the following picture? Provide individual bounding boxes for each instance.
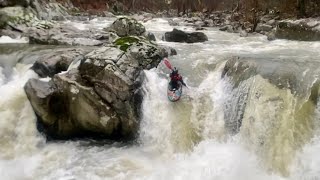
[0,17,320,180]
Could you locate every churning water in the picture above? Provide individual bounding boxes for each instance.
[1,17,320,180]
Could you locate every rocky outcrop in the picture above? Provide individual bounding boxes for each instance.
[222,57,318,95]
[31,0,71,21]
[272,19,320,41]
[25,42,170,139]
[0,5,56,40]
[0,6,52,30]
[221,56,320,153]
[31,47,95,78]
[107,17,146,37]
[25,18,176,140]
[28,24,117,46]
[25,71,125,139]
[105,17,156,41]
[163,28,208,43]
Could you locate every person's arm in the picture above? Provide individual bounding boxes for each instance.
[179,77,187,87]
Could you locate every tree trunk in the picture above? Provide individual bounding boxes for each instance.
[297,0,306,18]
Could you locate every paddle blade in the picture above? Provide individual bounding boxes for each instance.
[163,58,173,70]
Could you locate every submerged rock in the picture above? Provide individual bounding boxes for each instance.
[163,28,208,43]
[273,19,320,41]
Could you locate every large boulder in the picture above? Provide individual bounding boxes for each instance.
[0,7,37,29]
[105,17,156,41]
[31,47,95,78]
[0,6,54,39]
[25,71,124,139]
[30,0,71,20]
[25,39,172,139]
[273,19,320,41]
[163,28,208,43]
[28,25,117,46]
[106,17,146,37]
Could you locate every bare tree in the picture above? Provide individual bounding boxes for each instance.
[297,0,306,18]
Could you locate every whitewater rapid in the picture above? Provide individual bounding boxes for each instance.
[0,17,320,180]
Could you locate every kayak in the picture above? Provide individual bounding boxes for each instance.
[167,81,182,102]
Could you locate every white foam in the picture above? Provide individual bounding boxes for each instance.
[290,136,320,180]
[0,36,28,44]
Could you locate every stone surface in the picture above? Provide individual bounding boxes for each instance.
[274,19,320,41]
[28,25,115,46]
[255,23,273,33]
[163,28,208,43]
[106,17,146,37]
[25,38,174,139]
[31,47,94,78]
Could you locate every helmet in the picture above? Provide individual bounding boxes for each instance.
[173,67,178,74]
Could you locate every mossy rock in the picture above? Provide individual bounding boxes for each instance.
[113,36,141,52]
[108,17,146,37]
[0,7,33,28]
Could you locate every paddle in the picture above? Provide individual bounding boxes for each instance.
[163,58,173,70]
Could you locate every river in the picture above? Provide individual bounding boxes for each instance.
[0,17,320,180]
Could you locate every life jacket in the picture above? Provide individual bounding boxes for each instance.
[171,73,182,81]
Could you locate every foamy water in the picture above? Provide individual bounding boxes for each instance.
[0,18,320,180]
[0,36,28,44]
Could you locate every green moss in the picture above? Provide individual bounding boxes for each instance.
[113,36,140,52]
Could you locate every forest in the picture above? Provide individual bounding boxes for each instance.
[65,0,320,18]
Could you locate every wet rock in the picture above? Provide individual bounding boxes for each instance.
[0,6,55,39]
[219,26,229,31]
[106,17,146,37]
[219,25,237,33]
[31,0,70,20]
[0,7,36,29]
[255,23,273,33]
[195,26,206,31]
[25,35,172,139]
[105,17,156,41]
[28,25,114,46]
[163,28,208,43]
[240,30,248,37]
[0,28,22,38]
[144,32,156,41]
[267,30,276,41]
[266,19,276,26]
[203,19,214,27]
[274,19,320,41]
[158,45,177,56]
[24,72,125,139]
[222,56,318,95]
[168,19,179,26]
[31,48,94,78]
